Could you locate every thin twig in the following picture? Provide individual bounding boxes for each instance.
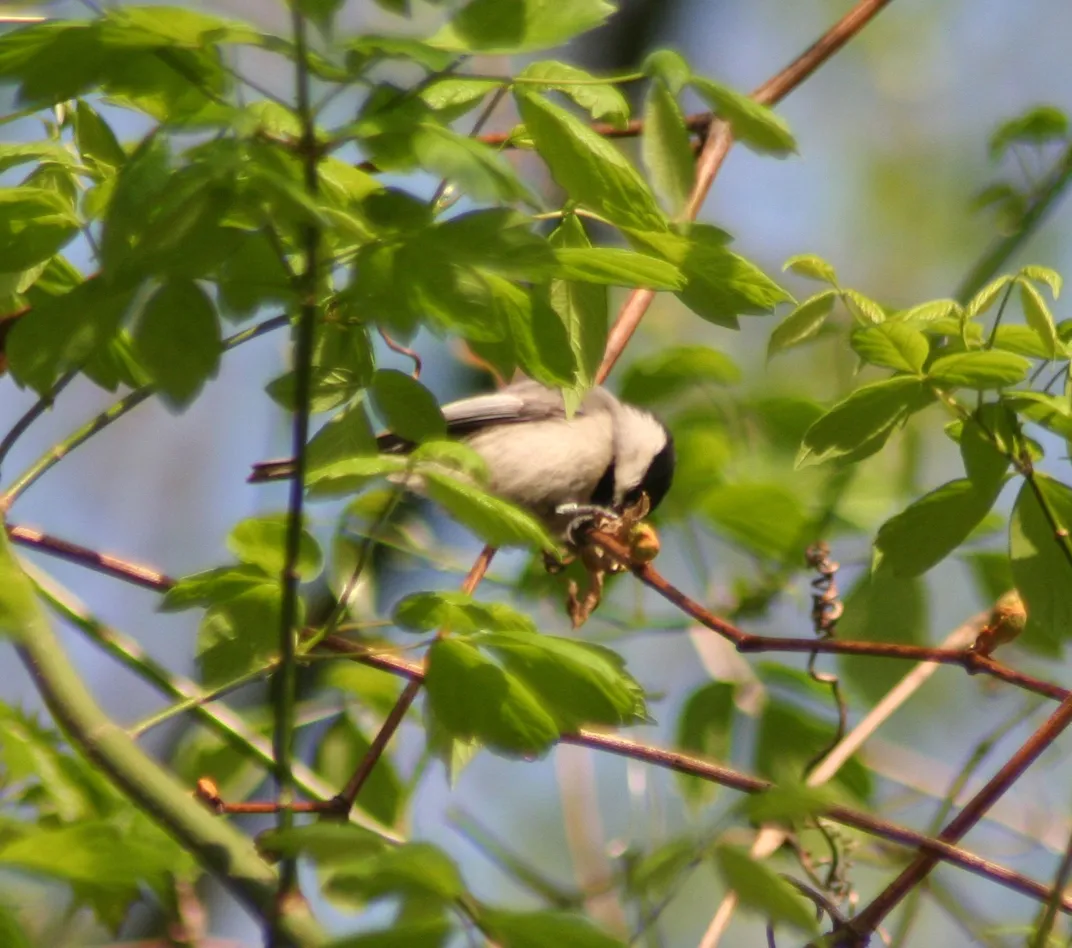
[0,370,76,475]
[1033,829,1072,948]
[839,694,1072,945]
[597,0,896,383]
[377,328,422,378]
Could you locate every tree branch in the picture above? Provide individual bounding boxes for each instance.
[597,0,897,382]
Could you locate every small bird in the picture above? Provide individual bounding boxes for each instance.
[250,380,675,541]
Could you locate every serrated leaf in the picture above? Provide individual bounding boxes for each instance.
[631,225,789,328]
[1010,475,1072,655]
[690,77,796,155]
[798,376,926,467]
[619,344,739,405]
[898,298,961,323]
[642,78,694,214]
[1021,264,1062,298]
[766,290,835,357]
[1019,278,1059,359]
[782,254,836,284]
[74,100,125,174]
[197,583,284,686]
[308,401,378,475]
[551,247,684,289]
[548,215,606,393]
[132,280,221,410]
[422,469,557,551]
[425,638,559,756]
[516,90,666,232]
[519,61,629,127]
[306,455,410,497]
[928,351,1029,389]
[643,49,691,96]
[964,276,1012,319]
[992,324,1063,359]
[842,288,885,325]
[675,681,735,806]
[850,322,928,373]
[227,515,323,581]
[159,564,272,612]
[714,845,817,933]
[429,0,615,54]
[478,630,648,729]
[393,591,536,635]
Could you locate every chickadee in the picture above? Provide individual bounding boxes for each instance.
[250,380,675,540]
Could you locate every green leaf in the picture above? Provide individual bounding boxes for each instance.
[132,280,221,410]
[1010,475,1072,655]
[643,49,691,96]
[874,479,1004,578]
[992,324,1064,359]
[429,0,615,53]
[422,469,557,551]
[425,638,559,755]
[308,401,378,475]
[0,821,173,888]
[714,845,817,933]
[551,247,684,289]
[306,455,410,497]
[1019,278,1060,359]
[516,90,666,232]
[316,715,402,827]
[197,583,284,686]
[74,100,126,174]
[159,564,271,612]
[325,920,453,948]
[478,630,648,729]
[393,591,536,634]
[371,369,446,444]
[964,276,1012,319]
[641,78,694,214]
[0,903,32,948]
[783,254,836,284]
[837,571,927,702]
[766,290,836,357]
[260,822,386,862]
[632,225,790,328]
[851,322,928,373]
[1020,264,1062,298]
[703,483,808,561]
[0,530,48,642]
[0,187,79,272]
[548,216,606,394]
[485,274,575,386]
[689,77,796,156]
[227,514,323,581]
[1006,391,1072,439]
[989,105,1069,158]
[898,298,961,323]
[482,909,626,948]
[743,782,838,825]
[619,344,740,406]
[411,124,535,204]
[842,288,885,325]
[798,376,926,467]
[928,351,1029,389]
[675,681,736,806]
[518,61,629,127]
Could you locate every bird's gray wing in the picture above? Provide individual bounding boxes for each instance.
[440,383,568,434]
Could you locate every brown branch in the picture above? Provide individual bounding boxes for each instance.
[331,543,498,816]
[597,0,896,383]
[839,694,1072,945]
[316,634,1072,915]
[7,524,177,592]
[589,532,1068,703]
